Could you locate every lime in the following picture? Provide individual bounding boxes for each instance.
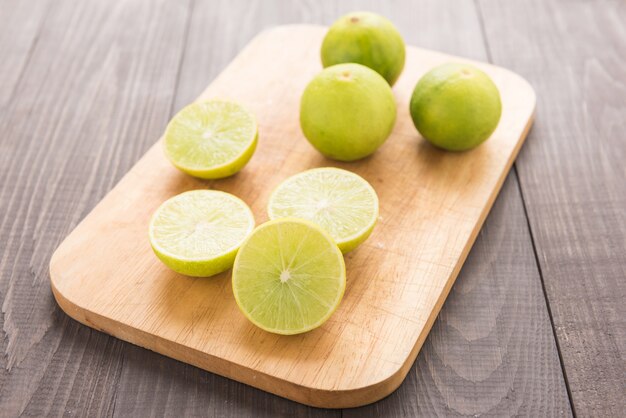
[232,218,346,335]
[321,11,405,86]
[409,63,502,151]
[164,100,257,179]
[149,190,255,277]
[267,168,378,253]
[300,63,396,162]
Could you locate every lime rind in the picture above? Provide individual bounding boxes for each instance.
[149,190,255,277]
[321,11,406,86]
[409,63,502,151]
[267,167,379,253]
[232,218,346,335]
[164,100,258,179]
[299,63,397,161]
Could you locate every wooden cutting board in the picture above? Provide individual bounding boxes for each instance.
[49,25,535,408]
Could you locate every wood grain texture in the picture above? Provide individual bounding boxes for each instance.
[0,0,190,415]
[344,1,573,414]
[49,25,535,408]
[2,0,617,415]
[478,0,626,415]
[345,174,572,417]
[110,1,570,415]
[109,0,569,417]
[0,0,51,110]
[111,344,339,418]
[172,0,492,112]
[107,3,342,416]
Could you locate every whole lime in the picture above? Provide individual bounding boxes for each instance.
[409,63,502,151]
[321,11,405,86]
[300,63,396,161]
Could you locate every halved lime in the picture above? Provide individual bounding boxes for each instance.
[232,218,346,335]
[267,167,379,253]
[149,190,255,277]
[164,100,258,179]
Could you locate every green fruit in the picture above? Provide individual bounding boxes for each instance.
[300,63,396,161]
[267,167,379,253]
[149,190,255,277]
[164,100,257,179]
[232,218,346,335]
[409,63,502,151]
[321,11,405,86]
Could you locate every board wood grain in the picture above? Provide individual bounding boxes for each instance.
[49,25,536,408]
[115,2,571,416]
[345,173,572,417]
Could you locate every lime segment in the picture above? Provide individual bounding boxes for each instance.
[149,190,255,277]
[232,218,346,335]
[267,167,379,253]
[164,100,257,179]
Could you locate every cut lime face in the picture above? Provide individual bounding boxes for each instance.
[267,168,379,253]
[149,190,255,277]
[164,100,258,179]
[232,218,346,335]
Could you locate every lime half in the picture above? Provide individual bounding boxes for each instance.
[232,218,346,335]
[267,167,379,253]
[164,100,258,179]
[149,190,255,277]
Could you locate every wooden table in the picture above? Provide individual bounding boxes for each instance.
[0,0,623,416]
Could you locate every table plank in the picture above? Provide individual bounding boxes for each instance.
[112,1,570,416]
[2,0,606,415]
[110,3,341,416]
[0,0,190,415]
[346,173,572,417]
[0,0,51,110]
[111,345,338,418]
[478,0,626,415]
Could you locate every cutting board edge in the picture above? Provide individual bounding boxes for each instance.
[48,24,538,408]
[48,108,536,409]
[50,261,408,408]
